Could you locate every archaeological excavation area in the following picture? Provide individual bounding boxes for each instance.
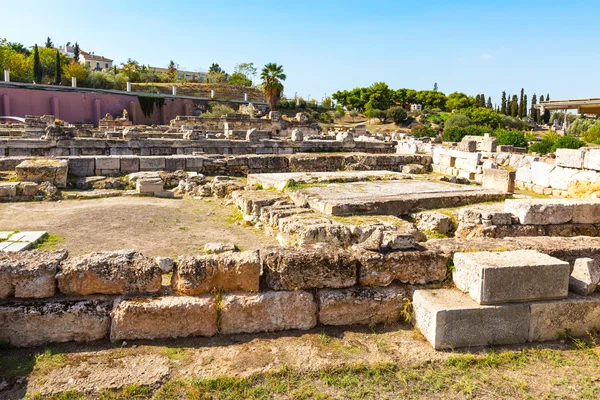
[2,116,600,397]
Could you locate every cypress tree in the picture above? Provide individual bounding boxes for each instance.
[501,91,507,114]
[538,95,545,124]
[54,50,62,85]
[523,94,528,118]
[73,42,80,62]
[518,88,525,118]
[33,44,42,84]
[486,96,492,109]
[530,94,538,122]
[475,94,481,107]
[480,94,486,107]
[511,95,519,117]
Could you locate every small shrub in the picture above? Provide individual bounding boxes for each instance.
[444,113,472,129]
[411,123,436,138]
[551,135,585,152]
[567,118,600,137]
[319,113,333,123]
[386,106,408,125]
[582,123,600,143]
[495,129,528,148]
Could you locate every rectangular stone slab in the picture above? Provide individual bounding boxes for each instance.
[453,250,569,304]
[413,288,530,350]
[288,180,505,216]
[247,170,405,190]
[529,293,600,342]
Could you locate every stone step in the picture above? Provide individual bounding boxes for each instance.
[453,250,570,304]
[413,288,600,350]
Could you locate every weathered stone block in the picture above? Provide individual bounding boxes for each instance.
[15,159,68,188]
[318,284,410,326]
[0,182,18,197]
[0,299,111,347]
[413,288,530,350]
[19,182,39,196]
[220,291,317,334]
[454,250,569,304]
[67,157,95,177]
[529,293,600,342]
[261,245,357,290]
[504,199,573,225]
[0,250,67,298]
[165,156,187,171]
[584,149,600,171]
[556,148,586,169]
[120,156,140,173]
[95,156,120,171]
[482,168,515,193]
[136,180,164,194]
[139,157,166,171]
[531,161,555,188]
[171,250,260,294]
[357,250,448,286]
[110,296,217,341]
[569,258,600,296]
[515,166,532,183]
[549,166,579,190]
[57,250,162,295]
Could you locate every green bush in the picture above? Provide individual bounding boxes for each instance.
[334,106,346,119]
[461,107,503,129]
[495,129,528,148]
[441,125,489,142]
[319,113,333,123]
[551,135,584,152]
[501,115,526,130]
[566,118,599,136]
[386,106,408,125]
[444,113,472,129]
[529,139,554,155]
[582,123,600,143]
[411,123,436,138]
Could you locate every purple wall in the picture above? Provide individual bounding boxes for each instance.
[0,87,196,126]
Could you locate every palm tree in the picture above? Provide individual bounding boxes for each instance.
[260,63,286,110]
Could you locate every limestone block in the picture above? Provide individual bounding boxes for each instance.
[0,182,18,197]
[291,129,303,142]
[203,242,236,254]
[504,199,573,225]
[482,160,498,169]
[318,284,409,326]
[584,149,600,171]
[139,156,166,171]
[67,157,95,177]
[549,166,579,190]
[569,258,600,295]
[515,166,532,184]
[480,211,513,225]
[401,164,426,174]
[19,182,39,196]
[155,256,174,272]
[0,250,67,298]
[397,142,418,154]
[438,154,455,167]
[110,296,217,341]
[569,170,600,187]
[220,291,317,334]
[95,156,120,171]
[185,156,204,171]
[556,148,586,169]
[453,250,569,304]
[531,161,555,188]
[529,293,600,342]
[171,250,260,295]
[457,169,475,181]
[357,250,448,286]
[569,200,600,224]
[414,211,453,234]
[136,179,164,194]
[261,245,357,290]
[120,156,140,173]
[57,250,162,295]
[413,289,530,350]
[165,156,187,172]
[0,299,111,347]
[15,159,68,188]
[482,168,515,193]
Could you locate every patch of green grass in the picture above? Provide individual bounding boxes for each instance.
[32,233,64,251]
[33,349,68,375]
[224,209,244,224]
[98,384,152,400]
[423,229,448,239]
[160,347,188,361]
[33,391,86,400]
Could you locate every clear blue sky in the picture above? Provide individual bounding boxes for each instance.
[3,0,599,106]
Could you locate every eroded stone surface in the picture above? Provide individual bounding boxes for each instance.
[57,250,161,295]
[318,284,410,326]
[110,296,217,341]
[0,299,111,347]
[357,250,448,286]
[220,291,317,334]
[15,159,68,188]
[172,250,260,294]
[0,250,67,298]
[261,245,357,290]
[569,258,600,296]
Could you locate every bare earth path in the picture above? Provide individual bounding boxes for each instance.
[0,197,275,257]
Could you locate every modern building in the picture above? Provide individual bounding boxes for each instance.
[411,103,423,112]
[78,51,113,71]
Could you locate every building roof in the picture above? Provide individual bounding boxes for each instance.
[79,50,113,63]
[535,98,600,114]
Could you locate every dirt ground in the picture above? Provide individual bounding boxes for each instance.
[1,323,599,399]
[0,196,276,257]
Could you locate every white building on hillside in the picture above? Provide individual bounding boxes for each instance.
[79,51,113,71]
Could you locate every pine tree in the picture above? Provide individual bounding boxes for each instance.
[530,94,538,122]
[54,50,62,85]
[486,96,492,109]
[480,94,486,107]
[33,44,42,83]
[501,91,507,114]
[433,82,438,91]
[73,42,80,62]
[475,94,481,107]
[45,37,53,48]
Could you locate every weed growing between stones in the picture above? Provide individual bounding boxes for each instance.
[32,233,64,251]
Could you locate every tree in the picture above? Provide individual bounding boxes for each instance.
[8,42,30,56]
[322,97,332,109]
[73,42,80,62]
[386,106,408,125]
[486,96,492,109]
[444,113,472,129]
[166,60,177,81]
[349,110,359,122]
[208,63,222,73]
[519,88,525,118]
[433,82,438,91]
[510,95,519,117]
[446,92,473,110]
[475,94,481,107]
[522,94,528,118]
[33,44,42,83]
[334,105,345,119]
[260,63,286,110]
[500,91,507,115]
[394,88,418,108]
[45,37,53,48]
[63,61,86,83]
[54,49,61,85]
[367,82,393,111]
[235,62,257,84]
[530,94,538,122]
[121,58,140,81]
[543,93,551,123]
[538,95,545,124]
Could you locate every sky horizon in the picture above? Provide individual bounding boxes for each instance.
[2,0,599,107]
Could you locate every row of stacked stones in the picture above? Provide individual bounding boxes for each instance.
[0,245,449,347]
